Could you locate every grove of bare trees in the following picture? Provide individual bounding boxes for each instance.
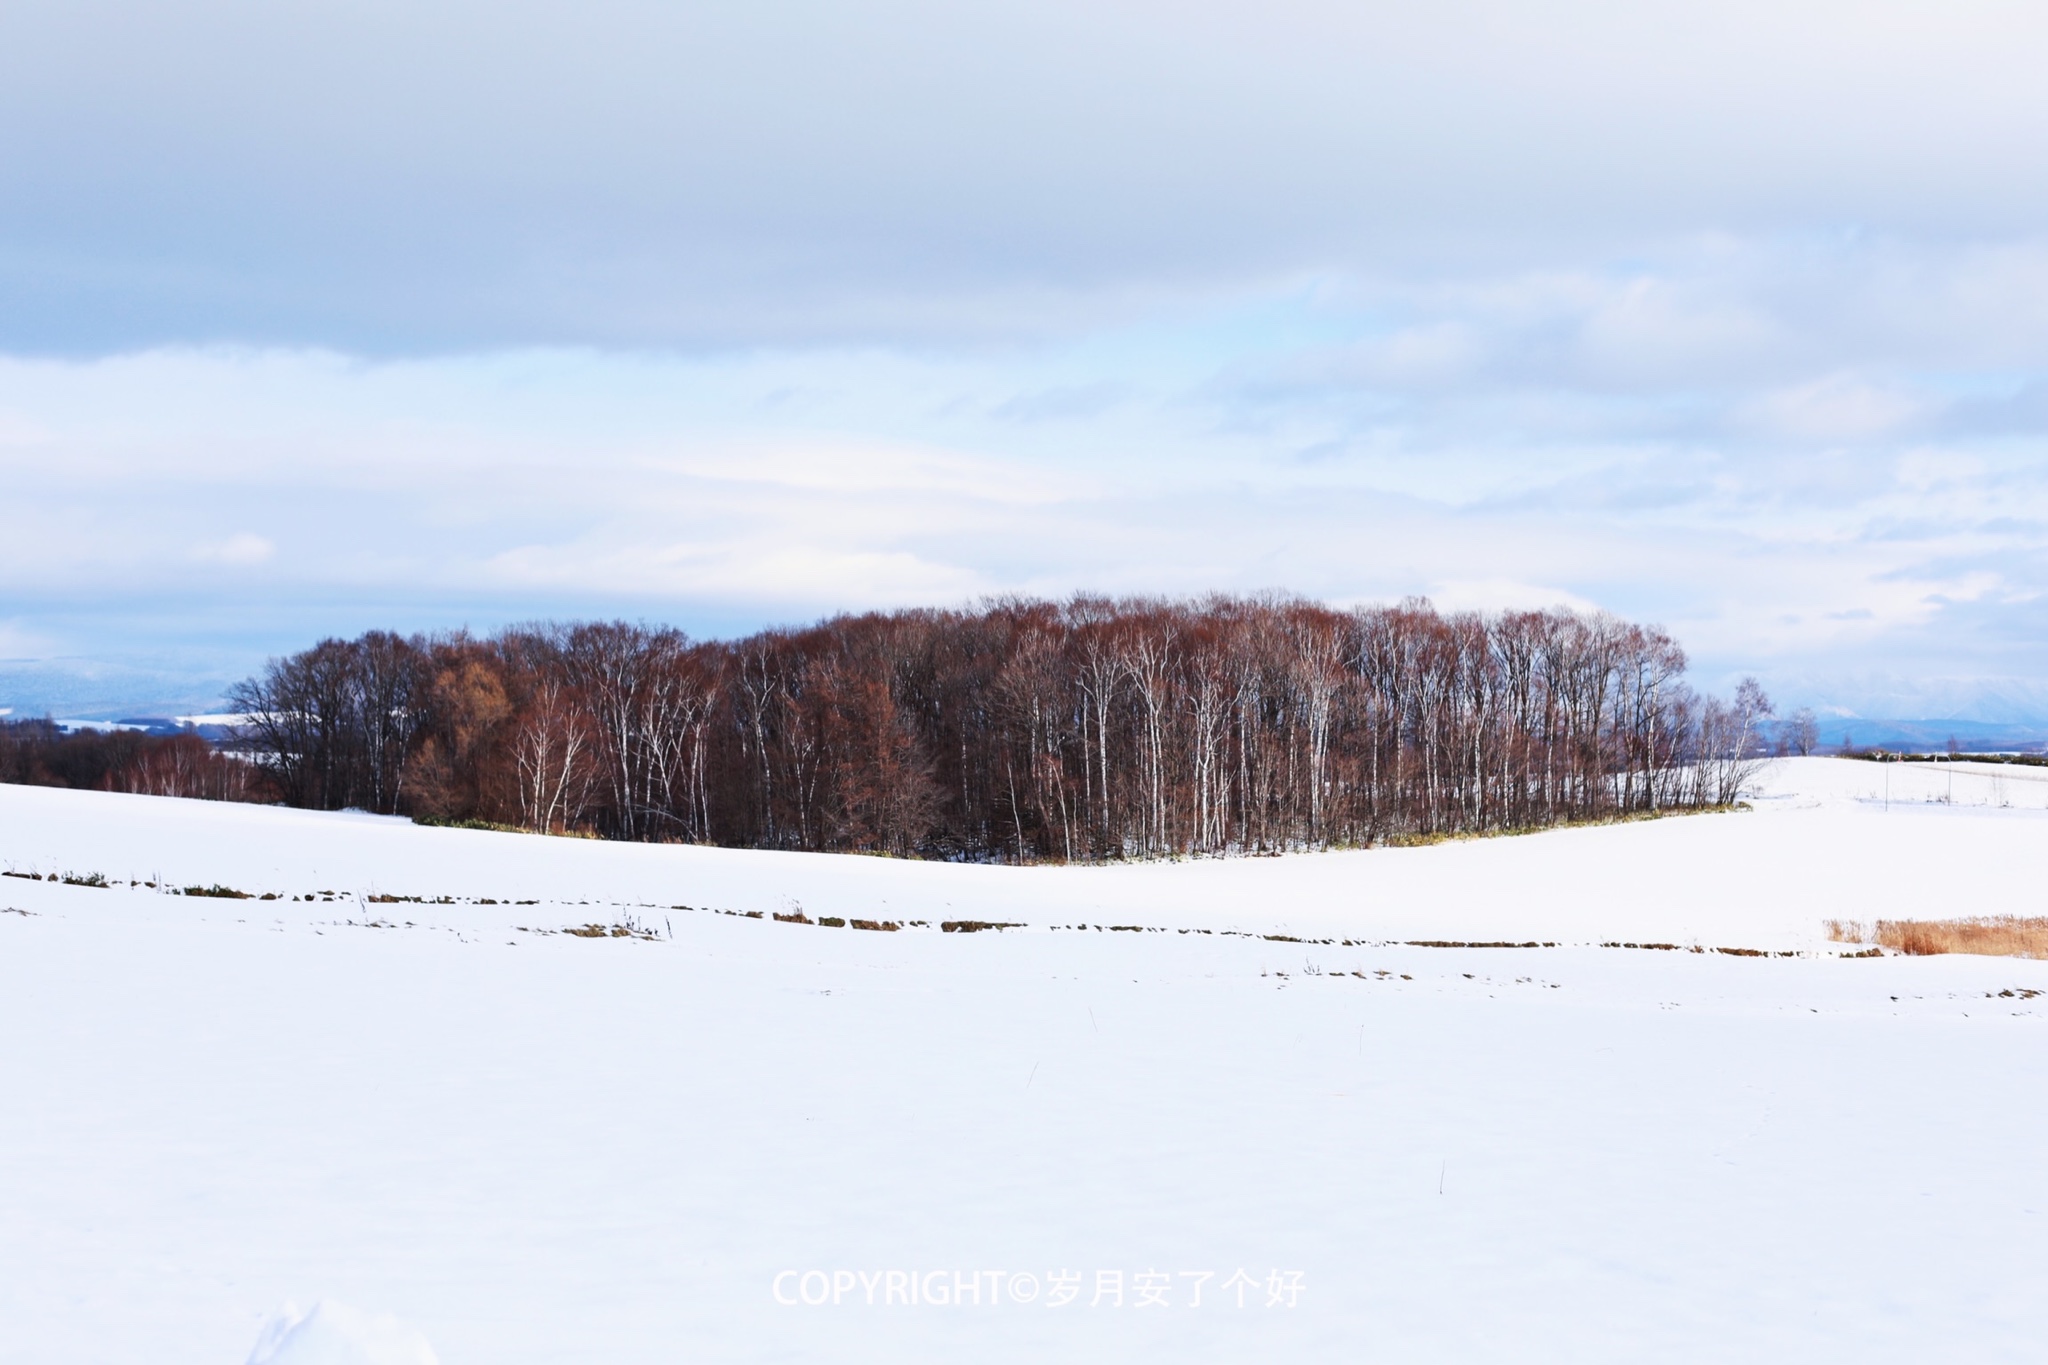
[0,720,255,801]
[221,596,1773,858]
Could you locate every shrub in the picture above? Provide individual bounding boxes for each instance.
[1879,917,2048,959]
[1830,916,2048,959]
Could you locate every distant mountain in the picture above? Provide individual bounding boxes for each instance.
[1802,717,2048,753]
[1746,673,2048,731]
[0,663,232,723]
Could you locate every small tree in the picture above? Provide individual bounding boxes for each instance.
[1785,707,1819,757]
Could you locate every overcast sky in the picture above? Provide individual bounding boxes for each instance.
[5,0,2048,718]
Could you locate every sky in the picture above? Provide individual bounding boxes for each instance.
[5,0,2048,721]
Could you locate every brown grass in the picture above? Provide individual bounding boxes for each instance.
[1828,916,2048,959]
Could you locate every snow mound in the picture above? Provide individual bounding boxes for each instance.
[244,1302,437,1365]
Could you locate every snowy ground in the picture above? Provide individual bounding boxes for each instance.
[2,756,2046,1363]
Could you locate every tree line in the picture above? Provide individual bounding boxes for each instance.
[0,718,256,801]
[216,596,1772,859]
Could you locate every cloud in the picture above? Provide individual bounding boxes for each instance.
[1425,580,1602,616]
[484,537,991,608]
[0,618,55,662]
[5,1,2048,352]
[190,533,276,566]
[992,382,1131,423]
[6,3,2048,719]
[3,322,2048,719]
[1748,373,1926,443]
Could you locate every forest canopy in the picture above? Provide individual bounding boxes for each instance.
[205,595,1769,861]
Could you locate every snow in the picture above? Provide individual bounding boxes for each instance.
[1,756,2045,1363]
[245,1303,437,1365]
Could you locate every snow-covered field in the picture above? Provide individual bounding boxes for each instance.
[3,757,2045,1363]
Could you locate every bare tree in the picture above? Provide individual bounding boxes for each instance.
[514,677,595,834]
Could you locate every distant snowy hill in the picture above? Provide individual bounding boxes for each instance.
[1809,716,2048,751]
[0,661,236,724]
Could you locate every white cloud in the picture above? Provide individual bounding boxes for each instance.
[190,533,276,566]
[1425,580,1602,616]
[6,1,2048,715]
[1749,373,1926,443]
[5,1,2048,351]
[0,320,2046,717]
[0,618,55,662]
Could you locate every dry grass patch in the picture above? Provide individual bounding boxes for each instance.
[1828,916,2048,959]
[562,921,660,940]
